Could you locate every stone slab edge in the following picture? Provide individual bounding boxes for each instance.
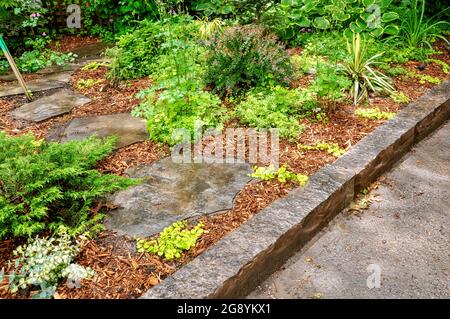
[142,80,450,299]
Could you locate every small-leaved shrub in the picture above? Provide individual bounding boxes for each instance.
[136,221,205,260]
[0,133,137,239]
[205,24,292,97]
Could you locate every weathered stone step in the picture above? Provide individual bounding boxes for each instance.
[105,157,253,237]
[50,113,148,149]
[9,89,91,122]
[0,71,72,97]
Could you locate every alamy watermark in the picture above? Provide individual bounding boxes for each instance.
[366,264,382,289]
[171,120,280,167]
[66,4,81,29]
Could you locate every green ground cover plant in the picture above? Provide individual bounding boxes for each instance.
[136,220,205,260]
[299,142,346,157]
[355,107,396,120]
[233,86,314,139]
[250,165,309,185]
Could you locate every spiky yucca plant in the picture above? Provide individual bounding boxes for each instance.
[344,33,395,105]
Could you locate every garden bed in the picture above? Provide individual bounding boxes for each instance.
[1,0,450,299]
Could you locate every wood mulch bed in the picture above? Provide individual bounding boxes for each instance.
[48,35,100,53]
[0,37,449,299]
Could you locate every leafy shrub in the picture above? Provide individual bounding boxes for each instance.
[195,0,276,23]
[344,33,395,105]
[136,221,205,260]
[0,0,49,54]
[234,86,315,139]
[80,0,159,37]
[231,0,277,23]
[355,108,396,120]
[204,24,293,97]
[107,17,200,82]
[135,87,226,146]
[3,227,93,299]
[195,0,236,17]
[0,133,137,240]
[300,31,348,62]
[0,49,76,74]
[133,41,227,146]
[250,165,308,185]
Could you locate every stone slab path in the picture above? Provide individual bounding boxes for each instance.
[248,121,450,299]
[105,157,253,237]
[53,113,148,149]
[0,76,68,97]
[9,89,91,122]
[70,42,110,59]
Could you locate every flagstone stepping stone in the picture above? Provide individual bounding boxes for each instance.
[70,42,111,59]
[36,64,78,75]
[9,89,91,122]
[0,73,18,82]
[56,113,148,149]
[105,157,253,237]
[0,71,73,97]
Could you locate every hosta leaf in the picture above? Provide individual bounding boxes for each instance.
[370,27,384,37]
[383,24,400,35]
[296,17,311,27]
[381,12,399,23]
[333,12,351,22]
[350,22,364,33]
[313,17,331,30]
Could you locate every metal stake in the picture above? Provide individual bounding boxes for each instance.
[0,36,33,101]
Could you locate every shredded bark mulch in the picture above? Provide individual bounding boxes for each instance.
[49,35,100,53]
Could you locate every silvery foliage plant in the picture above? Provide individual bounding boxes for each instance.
[1,227,94,299]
